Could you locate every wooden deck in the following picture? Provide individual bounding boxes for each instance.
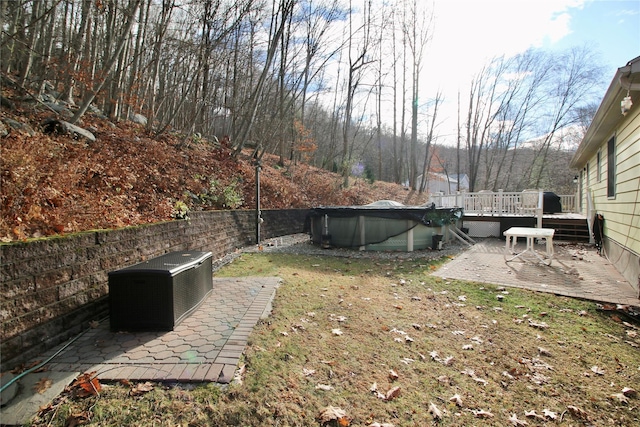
[430,191,590,242]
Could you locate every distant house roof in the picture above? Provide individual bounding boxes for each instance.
[570,55,640,168]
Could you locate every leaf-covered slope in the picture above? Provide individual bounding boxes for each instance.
[1,109,428,242]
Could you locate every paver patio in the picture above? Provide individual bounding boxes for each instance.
[431,238,639,307]
[37,277,281,384]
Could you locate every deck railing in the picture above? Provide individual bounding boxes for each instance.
[429,190,577,217]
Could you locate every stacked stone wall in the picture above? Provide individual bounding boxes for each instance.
[0,209,308,371]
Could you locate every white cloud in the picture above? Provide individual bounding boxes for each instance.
[416,0,589,142]
[425,1,585,88]
[310,0,592,142]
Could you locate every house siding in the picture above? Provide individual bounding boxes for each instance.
[583,106,640,292]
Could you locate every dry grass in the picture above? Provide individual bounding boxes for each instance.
[33,252,640,426]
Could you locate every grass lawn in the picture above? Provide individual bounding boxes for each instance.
[33,252,639,426]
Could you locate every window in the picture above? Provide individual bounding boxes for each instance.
[586,162,590,185]
[596,150,601,182]
[607,136,615,197]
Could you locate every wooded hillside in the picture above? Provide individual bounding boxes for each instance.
[0,90,429,241]
[1,1,605,191]
[1,1,607,241]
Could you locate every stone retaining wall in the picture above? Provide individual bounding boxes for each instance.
[0,209,308,371]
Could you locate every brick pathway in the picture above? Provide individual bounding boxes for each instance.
[432,239,640,307]
[41,277,281,384]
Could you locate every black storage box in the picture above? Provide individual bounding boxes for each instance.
[109,251,213,331]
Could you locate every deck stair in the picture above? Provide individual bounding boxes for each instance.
[542,217,590,242]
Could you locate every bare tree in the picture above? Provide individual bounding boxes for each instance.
[340,0,373,187]
[526,46,604,188]
[418,91,442,193]
[403,0,433,190]
[69,0,143,124]
[232,0,296,157]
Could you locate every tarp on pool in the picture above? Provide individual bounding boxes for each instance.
[306,201,463,249]
[308,202,462,227]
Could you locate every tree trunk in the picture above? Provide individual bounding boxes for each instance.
[69,0,142,125]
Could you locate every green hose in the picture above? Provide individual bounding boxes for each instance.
[1,317,107,394]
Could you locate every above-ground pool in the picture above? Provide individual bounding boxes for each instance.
[307,200,463,251]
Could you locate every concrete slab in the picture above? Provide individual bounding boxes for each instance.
[0,371,78,426]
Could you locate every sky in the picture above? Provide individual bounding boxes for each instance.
[416,0,640,142]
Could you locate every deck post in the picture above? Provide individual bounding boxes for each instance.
[537,190,543,228]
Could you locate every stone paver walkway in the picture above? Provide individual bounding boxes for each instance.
[40,277,281,384]
[432,238,639,307]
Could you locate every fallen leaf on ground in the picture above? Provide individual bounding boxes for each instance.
[234,364,246,384]
[428,402,443,420]
[567,405,589,420]
[65,412,90,427]
[385,386,401,401]
[388,369,399,381]
[524,410,544,420]
[542,409,557,420]
[33,377,53,394]
[528,320,549,329]
[317,406,350,426]
[537,347,552,356]
[72,372,101,397]
[609,393,629,404]
[509,413,528,426]
[303,368,315,377]
[370,382,386,400]
[315,384,333,391]
[437,375,450,385]
[331,329,343,336]
[449,393,463,407]
[590,365,605,375]
[369,423,395,427]
[130,381,154,396]
[472,409,494,418]
[461,368,488,385]
[622,387,637,397]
